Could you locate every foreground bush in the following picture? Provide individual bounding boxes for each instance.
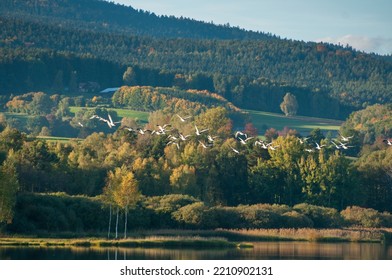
[293,203,343,228]
[341,206,392,228]
[8,193,392,235]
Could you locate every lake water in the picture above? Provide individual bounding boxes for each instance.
[1,242,391,260]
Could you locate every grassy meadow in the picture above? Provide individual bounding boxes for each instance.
[246,109,342,136]
[69,106,150,124]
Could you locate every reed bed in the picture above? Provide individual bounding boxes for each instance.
[222,228,388,242]
[1,228,390,249]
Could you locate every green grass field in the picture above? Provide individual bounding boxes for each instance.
[246,109,342,136]
[34,136,82,143]
[69,106,149,123]
[3,112,29,126]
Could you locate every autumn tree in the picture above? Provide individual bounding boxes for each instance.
[170,164,198,196]
[104,165,140,239]
[280,92,298,116]
[0,153,20,226]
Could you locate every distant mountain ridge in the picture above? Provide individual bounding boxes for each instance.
[1,0,391,120]
[0,0,274,40]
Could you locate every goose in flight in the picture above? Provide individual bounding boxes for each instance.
[229,145,240,154]
[305,148,314,153]
[176,114,192,122]
[195,125,209,136]
[339,141,354,150]
[124,127,136,133]
[255,141,271,149]
[383,139,392,146]
[167,140,180,150]
[207,135,218,143]
[339,133,353,142]
[235,131,247,139]
[254,140,264,146]
[137,128,152,135]
[315,142,326,150]
[107,113,121,128]
[167,135,178,141]
[238,136,254,145]
[179,132,191,141]
[198,140,210,149]
[298,137,310,144]
[331,141,342,149]
[268,145,279,151]
[156,124,172,134]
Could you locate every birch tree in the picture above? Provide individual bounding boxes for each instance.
[104,165,140,239]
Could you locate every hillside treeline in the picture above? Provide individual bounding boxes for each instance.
[1,0,273,40]
[1,10,391,118]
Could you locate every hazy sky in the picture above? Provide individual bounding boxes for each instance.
[113,0,392,55]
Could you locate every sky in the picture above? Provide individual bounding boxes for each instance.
[113,0,392,55]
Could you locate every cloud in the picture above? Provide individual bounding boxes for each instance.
[317,35,392,55]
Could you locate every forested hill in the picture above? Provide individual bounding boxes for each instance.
[0,0,273,40]
[1,0,391,119]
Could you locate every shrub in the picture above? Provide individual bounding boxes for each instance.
[341,206,386,228]
[237,204,282,228]
[281,211,314,228]
[172,202,218,229]
[293,203,343,228]
[144,194,199,228]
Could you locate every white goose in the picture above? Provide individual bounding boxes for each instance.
[229,145,240,154]
[339,133,353,142]
[339,141,354,150]
[238,136,254,145]
[235,131,247,139]
[195,125,209,136]
[315,142,326,150]
[384,139,392,146]
[198,140,210,149]
[179,132,191,141]
[331,141,341,149]
[176,114,191,122]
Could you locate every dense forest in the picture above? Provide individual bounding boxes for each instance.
[1,101,392,234]
[1,0,392,236]
[0,0,274,40]
[0,0,391,119]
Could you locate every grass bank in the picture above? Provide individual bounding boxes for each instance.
[0,236,251,249]
[2,228,390,249]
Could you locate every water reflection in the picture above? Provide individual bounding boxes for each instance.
[1,242,391,260]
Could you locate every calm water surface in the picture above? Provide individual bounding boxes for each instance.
[1,242,391,260]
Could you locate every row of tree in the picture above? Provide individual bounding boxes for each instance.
[1,105,391,216]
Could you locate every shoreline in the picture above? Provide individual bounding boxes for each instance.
[1,228,391,248]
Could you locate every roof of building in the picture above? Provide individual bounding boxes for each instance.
[100,87,120,94]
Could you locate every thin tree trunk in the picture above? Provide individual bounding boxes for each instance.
[115,207,119,239]
[124,205,128,239]
[107,205,112,239]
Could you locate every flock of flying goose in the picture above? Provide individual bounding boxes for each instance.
[81,113,391,154]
